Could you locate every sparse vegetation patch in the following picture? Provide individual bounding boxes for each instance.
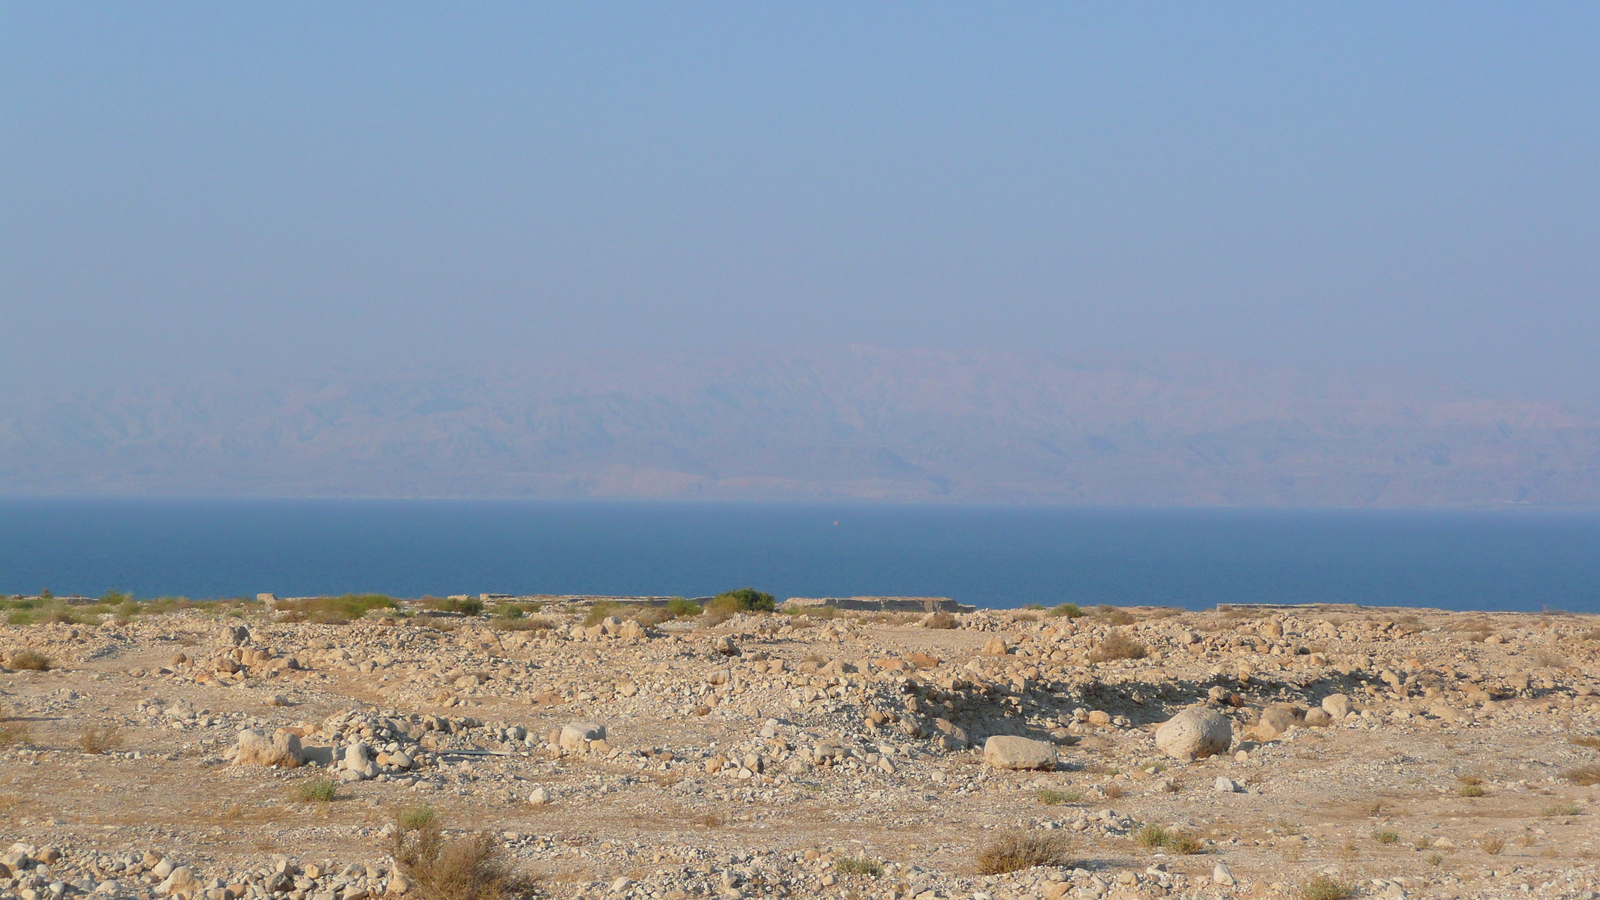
[975,831,1071,874]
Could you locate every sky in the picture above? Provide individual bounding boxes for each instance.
[2,4,1597,404]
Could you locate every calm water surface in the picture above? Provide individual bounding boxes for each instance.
[1,499,1597,612]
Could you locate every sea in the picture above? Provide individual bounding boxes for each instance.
[1,498,1598,613]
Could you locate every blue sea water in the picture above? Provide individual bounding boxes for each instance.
[1,499,1598,613]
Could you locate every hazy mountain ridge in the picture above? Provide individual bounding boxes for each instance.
[2,347,1597,505]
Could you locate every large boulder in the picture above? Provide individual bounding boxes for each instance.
[1251,705,1304,741]
[558,721,607,751]
[982,735,1057,770]
[1155,706,1232,760]
[156,865,202,900]
[232,729,304,767]
[1321,694,1352,718]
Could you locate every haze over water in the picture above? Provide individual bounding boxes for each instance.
[2,499,1596,614]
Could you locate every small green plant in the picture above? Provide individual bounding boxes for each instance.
[1135,824,1169,849]
[1047,603,1084,618]
[1035,788,1083,806]
[292,778,338,803]
[1371,829,1400,845]
[397,803,439,832]
[974,830,1071,875]
[1425,852,1443,866]
[1300,874,1354,900]
[1137,825,1204,854]
[1456,774,1486,797]
[7,650,51,671]
[1544,802,1582,817]
[833,857,883,878]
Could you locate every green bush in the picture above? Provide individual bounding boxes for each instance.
[292,778,338,802]
[425,596,485,617]
[833,857,882,878]
[1035,788,1082,806]
[1048,603,1084,619]
[710,588,776,613]
[666,597,703,617]
[582,602,618,627]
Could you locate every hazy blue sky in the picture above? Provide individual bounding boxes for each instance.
[3,4,1596,401]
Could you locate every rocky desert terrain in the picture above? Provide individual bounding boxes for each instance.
[1,595,1598,900]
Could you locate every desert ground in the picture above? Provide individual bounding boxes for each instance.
[1,595,1598,900]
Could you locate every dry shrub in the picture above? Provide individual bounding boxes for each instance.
[1301,875,1354,900]
[1479,835,1505,855]
[1094,605,1136,626]
[923,612,958,629]
[277,594,396,625]
[1102,783,1124,800]
[391,805,517,900]
[78,724,122,754]
[701,605,735,627]
[1579,628,1600,642]
[974,830,1071,875]
[1087,630,1147,663]
[0,706,29,748]
[1569,735,1600,750]
[1532,650,1568,668]
[690,812,724,828]
[630,607,675,627]
[1561,765,1600,787]
[1164,831,1204,854]
[861,612,917,625]
[491,616,553,632]
[7,650,51,671]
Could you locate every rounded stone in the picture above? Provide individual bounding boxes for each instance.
[1155,706,1232,760]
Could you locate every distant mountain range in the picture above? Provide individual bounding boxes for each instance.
[3,347,1598,505]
